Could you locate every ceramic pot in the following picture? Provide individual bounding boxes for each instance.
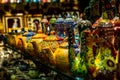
[30,38,43,53]
[17,36,28,51]
[26,42,35,57]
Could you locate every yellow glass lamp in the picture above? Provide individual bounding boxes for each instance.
[26,42,35,57]
[9,34,22,47]
[17,36,28,50]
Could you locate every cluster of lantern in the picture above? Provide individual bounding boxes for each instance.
[0,0,65,3]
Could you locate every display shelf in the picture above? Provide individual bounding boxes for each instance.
[4,44,76,80]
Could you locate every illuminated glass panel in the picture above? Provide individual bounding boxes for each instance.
[1,0,4,3]
[4,0,9,3]
[47,0,51,2]
[16,0,22,3]
[26,0,31,2]
[38,0,41,2]
[42,0,47,3]
[53,0,57,2]
[33,0,39,2]
[26,0,42,3]
[60,0,64,2]
[1,0,9,3]
[10,0,16,3]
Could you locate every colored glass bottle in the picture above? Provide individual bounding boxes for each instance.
[65,13,76,70]
[49,15,56,32]
[41,16,49,34]
[55,14,64,38]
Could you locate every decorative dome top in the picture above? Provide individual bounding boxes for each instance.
[56,14,64,23]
